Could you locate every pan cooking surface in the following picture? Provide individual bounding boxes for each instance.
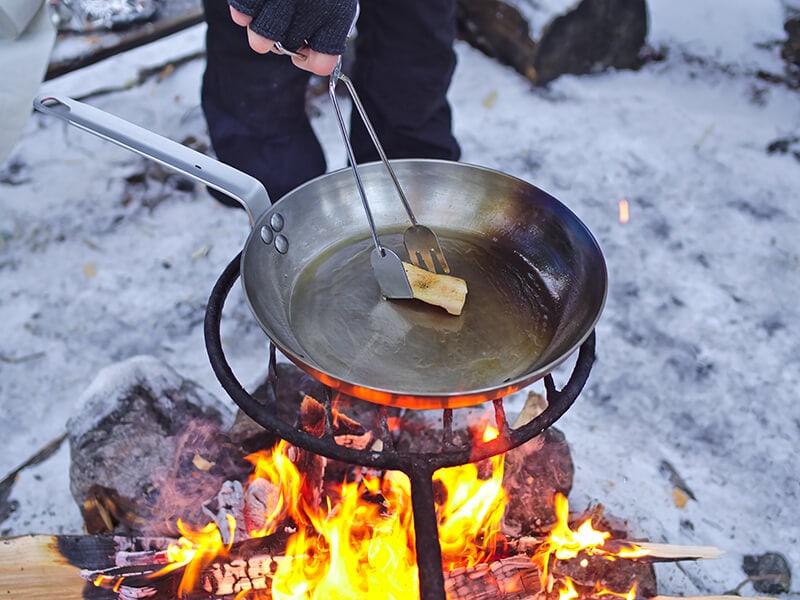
[288,231,560,396]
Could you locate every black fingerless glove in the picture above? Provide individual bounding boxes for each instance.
[229,0,357,55]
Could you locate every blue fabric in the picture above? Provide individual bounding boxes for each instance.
[201,0,459,206]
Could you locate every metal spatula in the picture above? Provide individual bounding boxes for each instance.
[338,78,450,273]
[327,61,414,299]
[278,1,449,295]
[336,74,450,274]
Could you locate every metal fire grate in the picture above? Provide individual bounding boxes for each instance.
[204,253,596,600]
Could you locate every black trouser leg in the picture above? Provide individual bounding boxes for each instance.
[349,0,460,163]
[201,0,327,204]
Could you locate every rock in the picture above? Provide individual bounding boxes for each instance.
[455,0,650,86]
[532,0,649,86]
[781,17,800,68]
[67,355,241,536]
[743,552,792,594]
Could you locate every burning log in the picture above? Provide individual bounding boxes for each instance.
[0,527,726,600]
[498,537,724,563]
[445,555,543,600]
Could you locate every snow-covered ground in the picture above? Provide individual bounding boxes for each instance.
[1,1,798,597]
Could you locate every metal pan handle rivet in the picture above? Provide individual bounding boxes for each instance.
[274,234,289,254]
[260,225,274,245]
[270,213,285,232]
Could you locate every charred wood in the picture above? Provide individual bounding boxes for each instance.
[502,427,574,536]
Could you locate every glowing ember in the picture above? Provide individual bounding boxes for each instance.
[618,199,630,223]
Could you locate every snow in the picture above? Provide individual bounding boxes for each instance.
[1,1,798,596]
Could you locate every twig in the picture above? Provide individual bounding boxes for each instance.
[74,50,206,102]
[0,351,46,364]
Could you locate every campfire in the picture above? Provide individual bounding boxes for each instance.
[0,355,735,600]
[84,440,709,600]
[70,374,719,600]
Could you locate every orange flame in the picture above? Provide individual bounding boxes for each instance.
[534,494,641,600]
[557,576,580,600]
[142,423,507,598]
[272,470,417,599]
[139,516,237,596]
[597,582,639,600]
[437,425,506,568]
[548,493,610,560]
[245,440,310,536]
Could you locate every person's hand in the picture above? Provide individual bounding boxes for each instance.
[228,0,357,76]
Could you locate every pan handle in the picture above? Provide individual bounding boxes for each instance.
[32,94,271,227]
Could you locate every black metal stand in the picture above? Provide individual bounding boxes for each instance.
[204,252,596,600]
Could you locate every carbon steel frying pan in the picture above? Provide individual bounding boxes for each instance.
[34,95,607,410]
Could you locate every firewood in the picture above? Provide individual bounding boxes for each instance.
[244,477,280,535]
[0,534,170,599]
[290,395,328,509]
[446,555,542,600]
[0,535,89,599]
[456,0,538,82]
[87,543,544,599]
[84,533,293,597]
[531,0,648,86]
[402,261,468,315]
[606,541,725,561]
[0,529,727,600]
[501,536,724,563]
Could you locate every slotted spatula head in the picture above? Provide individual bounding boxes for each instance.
[370,248,414,299]
[404,225,450,274]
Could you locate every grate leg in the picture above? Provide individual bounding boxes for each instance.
[408,464,446,600]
